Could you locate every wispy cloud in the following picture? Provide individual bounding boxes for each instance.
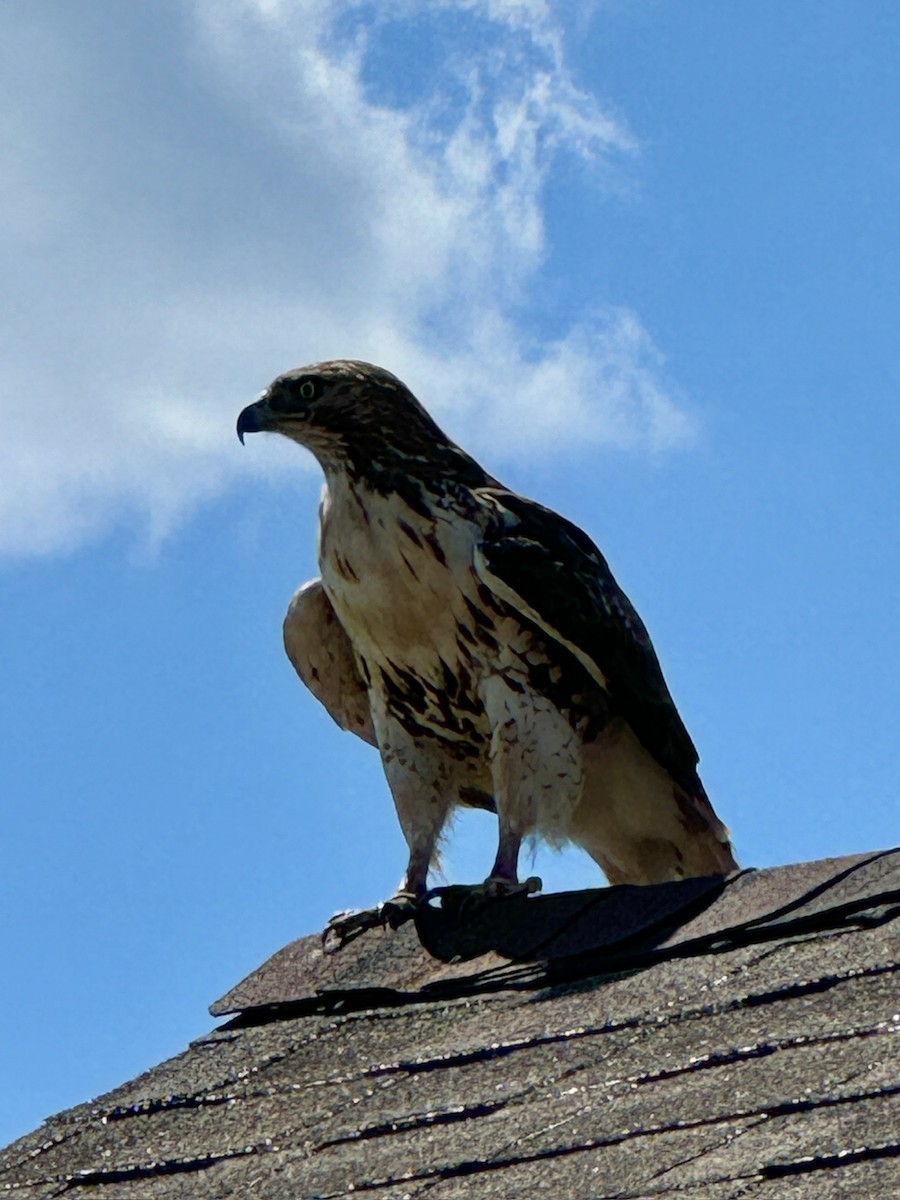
[0,0,689,557]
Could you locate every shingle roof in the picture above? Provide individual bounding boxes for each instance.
[3,849,899,1198]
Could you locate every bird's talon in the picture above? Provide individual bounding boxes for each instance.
[380,893,420,930]
[480,874,543,899]
[423,876,543,919]
[321,893,420,952]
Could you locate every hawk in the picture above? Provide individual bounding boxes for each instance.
[237,360,736,932]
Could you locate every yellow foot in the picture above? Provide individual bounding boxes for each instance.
[322,892,420,953]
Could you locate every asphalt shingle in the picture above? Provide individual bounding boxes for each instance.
[2,849,898,1198]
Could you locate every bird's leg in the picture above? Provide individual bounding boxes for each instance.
[323,698,454,951]
[474,818,541,899]
[425,816,540,921]
[400,843,433,899]
[479,676,542,898]
[378,706,454,894]
[484,823,538,894]
[489,822,522,883]
[477,674,584,899]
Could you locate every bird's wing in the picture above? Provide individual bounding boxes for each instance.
[473,489,702,793]
[283,579,377,746]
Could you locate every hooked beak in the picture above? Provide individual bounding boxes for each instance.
[236,397,270,445]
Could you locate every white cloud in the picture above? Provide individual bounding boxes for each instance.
[0,0,687,557]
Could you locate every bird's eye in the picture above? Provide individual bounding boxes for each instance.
[299,379,318,401]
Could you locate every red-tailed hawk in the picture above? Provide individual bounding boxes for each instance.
[237,360,736,935]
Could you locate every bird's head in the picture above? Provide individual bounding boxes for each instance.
[236,360,496,496]
[237,359,493,490]
[236,360,440,465]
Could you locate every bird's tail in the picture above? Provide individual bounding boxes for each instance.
[571,721,738,886]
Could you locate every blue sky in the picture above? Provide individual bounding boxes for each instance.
[2,0,899,1147]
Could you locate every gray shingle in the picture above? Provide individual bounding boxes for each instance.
[2,849,898,1198]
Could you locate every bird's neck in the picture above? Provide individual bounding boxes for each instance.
[314,436,492,510]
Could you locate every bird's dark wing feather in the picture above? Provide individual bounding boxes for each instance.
[474,489,701,792]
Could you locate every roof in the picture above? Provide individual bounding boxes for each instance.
[2,848,899,1198]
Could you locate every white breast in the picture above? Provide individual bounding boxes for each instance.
[317,476,482,685]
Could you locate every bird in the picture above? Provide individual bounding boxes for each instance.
[237,360,737,937]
